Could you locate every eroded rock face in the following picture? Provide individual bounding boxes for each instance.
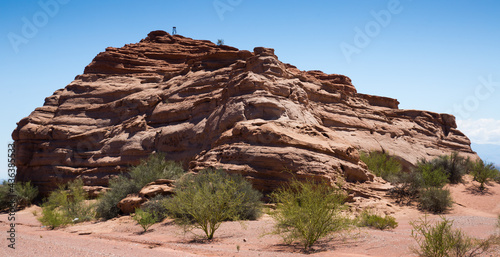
[12,30,477,195]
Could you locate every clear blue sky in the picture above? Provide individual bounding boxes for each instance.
[1,0,499,180]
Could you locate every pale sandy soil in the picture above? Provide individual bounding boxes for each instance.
[1,176,499,257]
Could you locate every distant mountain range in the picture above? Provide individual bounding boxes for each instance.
[471,143,500,168]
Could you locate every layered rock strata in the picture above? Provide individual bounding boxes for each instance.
[13,31,477,195]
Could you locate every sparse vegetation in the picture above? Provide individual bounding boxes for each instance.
[217,39,224,46]
[38,179,94,229]
[470,160,499,191]
[269,179,350,251]
[164,168,263,240]
[411,216,500,257]
[417,162,449,188]
[389,153,472,212]
[360,151,402,181]
[96,153,185,219]
[356,210,398,230]
[140,194,170,221]
[389,171,423,204]
[420,152,470,184]
[0,181,12,210]
[14,181,38,207]
[418,187,453,214]
[133,208,158,232]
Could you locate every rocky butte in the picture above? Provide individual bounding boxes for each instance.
[13,30,478,196]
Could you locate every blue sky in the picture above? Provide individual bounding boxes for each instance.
[1,0,499,180]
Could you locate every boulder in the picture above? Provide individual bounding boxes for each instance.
[117,194,146,214]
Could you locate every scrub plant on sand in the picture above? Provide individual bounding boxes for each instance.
[164,168,262,240]
[411,216,500,257]
[269,179,350,251]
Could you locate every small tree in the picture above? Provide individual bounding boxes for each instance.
[270,179,350,251]
[133,208,158,233]
[165,168,262,240]
[470,160,498,191]
[15,181,39,207]
[217,39,224,46]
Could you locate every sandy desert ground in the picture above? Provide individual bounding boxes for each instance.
[1,176,499,257]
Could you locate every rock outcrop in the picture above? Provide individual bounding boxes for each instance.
[12,30,477,195]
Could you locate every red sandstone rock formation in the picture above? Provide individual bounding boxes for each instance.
[12,30,477,195]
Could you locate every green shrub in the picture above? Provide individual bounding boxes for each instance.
[95,176,136,220]
[360,151,402,181]
[422,152,469,184]
[128,153,185,189]
[389,171,423,204]
[418,187,452,214]
[270,179,350,251]
[141,195,170,221]
[14,181,38,207]
[411,216,499,257]
[356,210,398,230]
[494,167,500,183]
[38,179,94,229]
[416,162,449,188]
[39,206,71,229]
[133,208,158,232]
[96,153,185,220]
[165,168,263,240]
[0,181,12,210]
[470,160,498,191]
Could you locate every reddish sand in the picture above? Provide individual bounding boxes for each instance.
[1,176,499,257]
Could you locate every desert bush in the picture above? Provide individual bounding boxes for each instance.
[39,206,71,229]
[411,216,499,257]
[0,181,12,210]
[470,160,498,191]
[128,153,185,189]
[38,179,94,229]
[389,171,423,204]
[270,179,350,251]
[422,152,469,184]
[96,153,185,219]
[133,208,158,232]
[416,162,449,188]
[95,176,136,220]
[141,195,170,221]
[418,187,452,214]
[14,181,38,207]
[356,210,398,230]
[165,168,263,240]
[360,151,402,181]
[494,167,500,183]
